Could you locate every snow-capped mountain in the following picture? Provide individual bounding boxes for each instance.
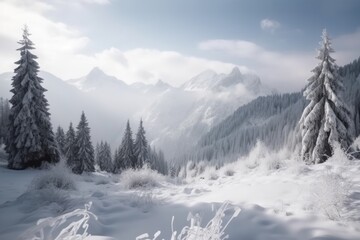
[143,67,274,159]
[0,66,274,159]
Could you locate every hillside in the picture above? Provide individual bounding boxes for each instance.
[191,57,360,164]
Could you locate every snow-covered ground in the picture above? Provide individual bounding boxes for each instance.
[0,148,360,240]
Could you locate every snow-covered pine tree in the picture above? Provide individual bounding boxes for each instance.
[73,112,95,174]
[6,26,59,169]
[65,122,76,168]
[55,126,66,157]
[299,29,353,164]
[148,146,168,175]
[95,142,101,166]
[98,141,113,172]
[113,147,121,173]
[134,119,149,168]
[113,121,136,173]
[0,98,10,145]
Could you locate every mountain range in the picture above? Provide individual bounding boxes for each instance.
[0,67,273,159]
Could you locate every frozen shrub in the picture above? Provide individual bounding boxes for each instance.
[120,167,164,189]
[310,171,350,220]
[223,168,235,177]
[137,201,241,240]
[30,162,76,191]
[208,171,219,180]
[20,202,97,240]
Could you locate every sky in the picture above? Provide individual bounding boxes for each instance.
[0,0,360,92]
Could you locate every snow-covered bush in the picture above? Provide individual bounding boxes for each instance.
[223,167,235,177]
[310,171,350,220]
[30,162,76,191]
[241,141,287,173]
[137,201,241,240]
[120,166,164,189]
[207,169,219,180]
[20,202,97,240]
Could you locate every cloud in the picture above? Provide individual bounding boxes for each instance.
[333,28,360,65]
[199,39,316,92]
[95,48,248,86]
[0,0,245,87]
[260,19,280,33]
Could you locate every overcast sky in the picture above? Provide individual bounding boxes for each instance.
[0,0,359,92]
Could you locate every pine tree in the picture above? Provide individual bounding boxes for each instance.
[134,119,149,168]
[299,29,353,164]
[0,98,10,145]
[6,26,59,169]
[113,121,136,173]
[73,112,95,174]
[55,126,66,157]
[95,142,101,166]
[98,141,113,172]
[65,122,76,168]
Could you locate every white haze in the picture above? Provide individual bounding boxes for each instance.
[0,67,274,160]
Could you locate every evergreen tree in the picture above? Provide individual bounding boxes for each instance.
[65,122,76,168]
[73,112,95,174]
[148,146,168,175]
[55,126,66,156]
[6,26,59,169]
[95,142,101,166]
[134,119,149,168]
[98,141,113,172]
[0,98,10,145]
[113,121,136,173]
[299,29,353,164]
[113,147,121,173]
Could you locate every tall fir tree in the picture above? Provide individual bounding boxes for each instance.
[6,26,59,169]
[65,122,76,168]
[134,119,148,168]
[55,126,66,157]
[73,112,95,174]
[0,98,10,145]
[299,29,353,164]
[113,121,136,172]
[97,141,113,172]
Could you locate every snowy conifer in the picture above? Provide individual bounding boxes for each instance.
[98,141,113,172]
[65,122,76,168]
[55,126,66,156]
[134,119,149,168]
[73,112,95,174]
[113,121,136,173]
[6,26,59,169]
[299,29,353,164]
[0,98,10,145]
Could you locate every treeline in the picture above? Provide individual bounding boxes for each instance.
[56,114,168,175]
[187,55,360,164]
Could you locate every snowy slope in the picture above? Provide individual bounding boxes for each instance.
[143,67,274,159]
[192,58,360,163]
[0,149,359,240]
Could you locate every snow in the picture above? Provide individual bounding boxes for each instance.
[1,146,360,240]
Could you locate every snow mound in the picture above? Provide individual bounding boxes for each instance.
[120,167,165,189]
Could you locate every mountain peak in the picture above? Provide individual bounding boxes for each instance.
[229,66,242,77]
[88,67,106,77]
[155,79,172,89]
